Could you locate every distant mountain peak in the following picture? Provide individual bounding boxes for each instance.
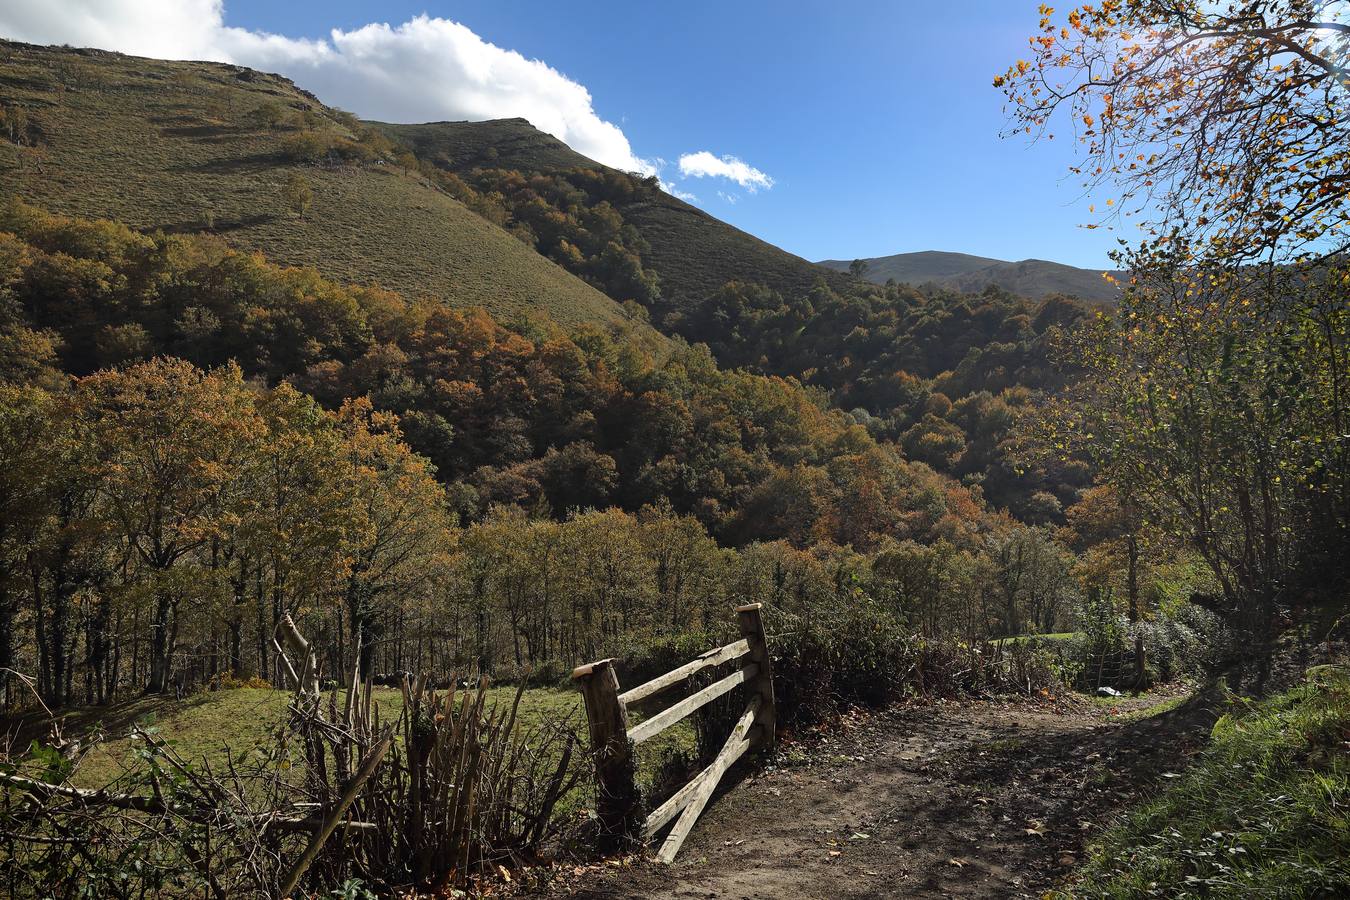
[817,250,1120,302]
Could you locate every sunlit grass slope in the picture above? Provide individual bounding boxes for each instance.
[44,685,693,806]
[0,41,652,334]
[59,685,579,789]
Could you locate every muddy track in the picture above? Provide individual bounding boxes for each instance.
[546,688,1217,899]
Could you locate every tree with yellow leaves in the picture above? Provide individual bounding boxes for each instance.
[1005,1,1349,682]
[998,0,1348,264]
[282,172,313,221]
[77,359,265,693]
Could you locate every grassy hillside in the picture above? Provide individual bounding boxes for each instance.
[820,249,1004,283]
[0,41,650,334]
[818,249,1121,302]
[379,118,851,309]
[1069,667,1350,897]
[384,117,599,172]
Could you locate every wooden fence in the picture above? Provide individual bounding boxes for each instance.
[571,603,775,862]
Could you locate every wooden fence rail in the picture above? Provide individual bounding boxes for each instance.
[571,603,775,862]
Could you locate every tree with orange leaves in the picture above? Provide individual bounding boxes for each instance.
[1004,2,1349,680]
[997,0,1348,265]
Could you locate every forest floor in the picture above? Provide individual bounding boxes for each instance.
[541,683,1219,899]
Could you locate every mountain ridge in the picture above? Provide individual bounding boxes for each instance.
[817,249,1121,302]
[0,40,658,338]
[377,118,853,311]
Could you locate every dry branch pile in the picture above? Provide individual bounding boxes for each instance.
[0,623,582,897]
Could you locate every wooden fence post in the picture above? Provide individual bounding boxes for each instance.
[572,658,641,846]
[736,603,775,752]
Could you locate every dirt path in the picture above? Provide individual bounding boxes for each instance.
[548,687,1216,899]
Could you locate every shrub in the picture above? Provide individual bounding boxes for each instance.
[2,678,581,896]
[1134,604,1224,684]
[210,672,272,690]
[617,630,723,691]
[331,137,376,163]
[248,100,286,130]
[492,658,572,688]
[768,601,916,728]
[281,129,332,162]
[1065,598,1225,693]
[282,172,313,220]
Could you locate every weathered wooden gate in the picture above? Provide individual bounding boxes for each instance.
[571,603,775,862]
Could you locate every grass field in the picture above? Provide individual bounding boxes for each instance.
[0,41,655,337]
[48,685,575,787]
[23,683,695,804]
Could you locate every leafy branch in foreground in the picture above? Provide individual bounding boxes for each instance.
[998,0,1349,264]
[1022,252,1348,684]
[1003,1,1350,683]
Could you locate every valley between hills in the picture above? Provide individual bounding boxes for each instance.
[1,10,1347,898]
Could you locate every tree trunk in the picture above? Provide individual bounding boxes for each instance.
[85,590,110,705]
[129,604,140,694]
[255,565,268,682]
[1126,530,1145,690]
[147,587,173,694]
[349,598,377,679]
[1004,589,1020,637]
[109,609,122,703]
[33,563,49,700]
[229,555,248,674]
[0,571,12,709]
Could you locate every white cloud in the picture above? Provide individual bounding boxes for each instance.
[678,151,774,192]
[0,0,656,175]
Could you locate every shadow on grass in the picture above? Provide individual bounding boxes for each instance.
[159,123,246,140]
[1,691,215,755]
[0,72,55,92]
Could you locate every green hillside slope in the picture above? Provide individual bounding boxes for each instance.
[817,249,1120,302]
[0,41,649,334]
[379,118,851,309]
[818,249,1003,283]
[385,117,598,172]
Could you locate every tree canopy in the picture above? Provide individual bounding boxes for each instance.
[998,0,1349,264]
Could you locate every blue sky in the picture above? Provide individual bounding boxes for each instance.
[222,0,1130,269]
[3,1,1135,269]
